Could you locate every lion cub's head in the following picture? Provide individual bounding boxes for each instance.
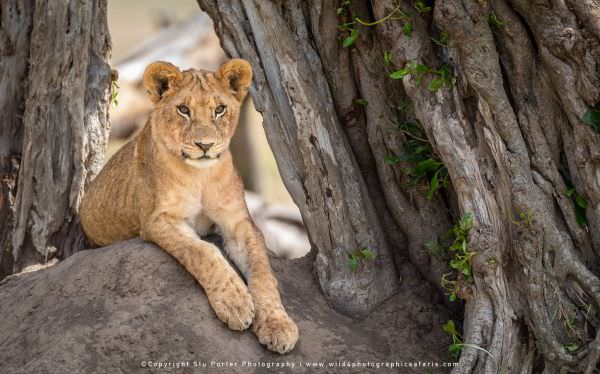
[142,59,253,168]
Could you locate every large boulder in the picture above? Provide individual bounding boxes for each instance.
[0,238,454,373]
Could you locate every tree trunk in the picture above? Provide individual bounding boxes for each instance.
[0,0,111,279]
[197,0,600,372]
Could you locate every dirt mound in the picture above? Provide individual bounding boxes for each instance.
[0,238,454,373]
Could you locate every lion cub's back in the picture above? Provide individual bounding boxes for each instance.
[80,140,141,247]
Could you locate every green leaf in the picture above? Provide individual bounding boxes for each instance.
[402,22,413,37]
[414,1,432,13]
[415,64,430,74]
[383,51,393,66]
[459,213,473,232]
[575,205,588,227]
[462,267,472,278]
[360,249,376,260]
[563,188,576,197]
[354,98,368,106]
[336,7,344,16]
[390,69,410,79]
[564,343,579,352]
[427,171,440,200]
[348,256,359,271]
[413,158,442,174]
[412,145,430,155]
[449,343,462,354]
[488,13,506,27]
[449,259,461,270]
[342,29,359,48]
[449,292,457,301]
[428,78,443,92]
[583,109,600,134]
[384,155,401,165]
[575,194,587,209]
[443,320,457,335]
[432,31,450,47]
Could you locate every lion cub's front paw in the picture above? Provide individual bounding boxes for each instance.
[207,275,255,331]
[253,308,299,354]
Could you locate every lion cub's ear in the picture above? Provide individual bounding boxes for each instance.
[143,61,183,104]
[216,59,253,101]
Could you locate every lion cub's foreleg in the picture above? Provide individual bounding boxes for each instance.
[141,212,254,331]
[217,215,299,354]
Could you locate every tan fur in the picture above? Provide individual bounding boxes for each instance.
[80,59,298,354]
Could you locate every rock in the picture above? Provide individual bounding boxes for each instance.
[0,238,453,373]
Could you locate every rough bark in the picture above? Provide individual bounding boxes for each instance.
[0,0,112,278]
[197,1,600,373]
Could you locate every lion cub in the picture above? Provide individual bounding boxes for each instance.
[80,59,298,354]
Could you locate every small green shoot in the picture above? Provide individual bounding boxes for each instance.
[563,188,588,227]
[430,31,450,48]
[354,4,406,27]
[412,0,432,13]
[337,1,414,48]
[563,343,579,352]
[389,61,453,92]
[443,320,498,364]
[448,213,475,282]
[354,98,368,106]
[440,273,460,301]
[429,213,475,301]
[342,28,359,48]
[443,320,463,359]
[488,12,506,27]
[335,0,418,48]
[583,109,600,134]
[402,21,413,37]
[383,51,394,66]
[385,119,449,199]
[427,65,453,92]
[336,1,358,48]
[348,248,376,271]
[335,0,352,16]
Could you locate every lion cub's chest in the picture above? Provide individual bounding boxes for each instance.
[176,187,204,218]
[171,184,214,236]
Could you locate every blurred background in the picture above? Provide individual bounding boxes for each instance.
[107,1,309,259]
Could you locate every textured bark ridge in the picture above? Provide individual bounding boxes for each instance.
[0,0,112,278]
[0,238,452,374]
[197,1,600,372]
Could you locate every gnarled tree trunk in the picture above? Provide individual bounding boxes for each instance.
[197,1,600,372]
[0,0,111,279]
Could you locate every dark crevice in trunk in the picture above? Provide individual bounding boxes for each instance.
[512,6,539,56]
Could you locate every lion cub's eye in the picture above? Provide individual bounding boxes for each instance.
[176,105,191,117]
[214,105,227,118]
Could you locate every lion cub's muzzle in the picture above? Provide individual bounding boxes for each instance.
[181,141,223,164]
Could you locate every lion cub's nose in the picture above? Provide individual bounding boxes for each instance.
[195,142,214,152]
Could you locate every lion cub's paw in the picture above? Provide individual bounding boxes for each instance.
[253,309,299,354]
[208,275,255,331]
